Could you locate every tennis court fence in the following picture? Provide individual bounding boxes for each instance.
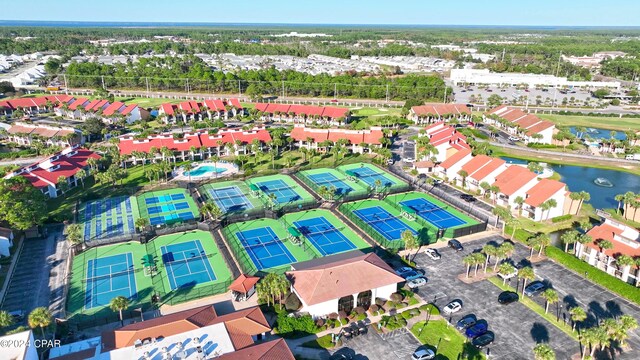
[68,308,150,331]
[222,207,267,226]
[221,224,259,275]
[338,203,404,250]
[276,199,319,214]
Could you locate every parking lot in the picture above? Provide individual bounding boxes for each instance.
[331,326,422,360]
[326,233,640,359]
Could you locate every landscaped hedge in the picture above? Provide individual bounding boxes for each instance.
[545,246,640,306]
[551,214,573,223]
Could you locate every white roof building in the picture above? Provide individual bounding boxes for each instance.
[450,68,620,89]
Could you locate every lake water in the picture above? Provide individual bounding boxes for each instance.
[569,127,627,141]
[501,157,640,210]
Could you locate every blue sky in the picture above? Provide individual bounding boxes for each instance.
[4,0,640,26]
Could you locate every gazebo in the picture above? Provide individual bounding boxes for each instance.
[229,274,260,302]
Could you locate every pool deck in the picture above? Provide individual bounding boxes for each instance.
[172,161,239,181]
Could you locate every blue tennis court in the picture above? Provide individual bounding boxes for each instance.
[147,202,191,214]
[236,227,296,270]
[348,167,394,188]
[400,198,466,229]
[208,186,254,213]
[85,253,137,309]
[294,217,357,256]
[353,206,417,241]
[308,172,354,196]
[145,193,186,204]
[256,179,301,204]
[161,240,216,290]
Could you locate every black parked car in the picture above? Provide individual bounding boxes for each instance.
[472,331,495,348]
[448,239,464,252]
[498,291,519,304]
[455,314,477,331]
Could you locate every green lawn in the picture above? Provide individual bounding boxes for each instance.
[537,113,640,132]
[115,96,172,108]
[410,320,485,360]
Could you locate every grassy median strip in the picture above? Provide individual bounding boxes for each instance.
[487,277,578,341]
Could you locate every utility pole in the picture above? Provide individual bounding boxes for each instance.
[63,74,68,94]
[443,87,448,103]
[386,84,389,103]
[186,78,190,94]
[101,75,105,90]
[282,80,285,98]
[145,77,150,95]
[501,48,506,62]
[238,80,241,96]
[334,83,337,100]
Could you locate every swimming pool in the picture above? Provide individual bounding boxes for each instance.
[185,165,227,177]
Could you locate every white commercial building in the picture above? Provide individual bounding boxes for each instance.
[450,68,620,90]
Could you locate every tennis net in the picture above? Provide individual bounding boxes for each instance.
[242,239,283,250]
[362,215,402,225]
[302,226,344,238]
[264,185,296,192]
[416,206,447,215]
[211,192,249,202]
[83,269,136,283]
[163,251,209,266]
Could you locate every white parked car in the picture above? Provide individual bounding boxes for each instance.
[407,277,428,289]
[412,348,435,360]
[498,268,518,280]
[424,248,441,260]
[443,300,463,315]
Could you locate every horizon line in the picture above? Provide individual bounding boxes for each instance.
[1,20,640,29]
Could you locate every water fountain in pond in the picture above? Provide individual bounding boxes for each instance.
[593,177,614,188]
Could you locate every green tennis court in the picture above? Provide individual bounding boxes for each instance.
[199,180,264,213]
[245,174,314,208]
[296,168,369,200]
[66,231,232,325]
[385,192,480,237]
[337,162,408,193]
[137,188,200,226]
[281,209,370,256]
[222,218,318,274]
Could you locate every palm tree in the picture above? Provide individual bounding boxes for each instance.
[577,191,591,212]
[28,307,52,338]
[110,296,130,326]
[576,234,592,258]
[519,266,536,295]
[561,230,579,253]
[457,169,469,189]
[498,262,516,285]
[597,239,614,254]
[569,306,587,332]
[514,196,525,216]
[401,230,420,259]
[135,218,149,233]
[492,206,511,234]
[533,343,556,360]
[615,193,626,214]
[616,254,635,277]
[202,202,223,221]
[482,244,498,272]
[541,289,558,314]
[463,254,475,278]
[617,314,638,347]
[542,199,558,220]
[473,253,486,277]
[183,162,194,182]
[493,242,515,271]
[507,217,521,240]
[0,310,14,329]
[64,223,83,245]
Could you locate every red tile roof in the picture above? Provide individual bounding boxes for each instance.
[102,101,125,116]
[229,98,243,109]
[254,103,349,119]
[120,104,138,115]
[412,103,471,117]
[492,165,538,196]
[487,106,555,136]
[525,179,566,207]
[160,103,177,116]
[287,252,403,306]
[68,98,89,110]
[216,339,295,360]
[119,128,272,155]
[7,147,100,189]
[290,126,384,145]
[585,224,640,257]
[469,157,505,182]
[460,155,492,176]
[229,274,260,294]
[438,148,472,169]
